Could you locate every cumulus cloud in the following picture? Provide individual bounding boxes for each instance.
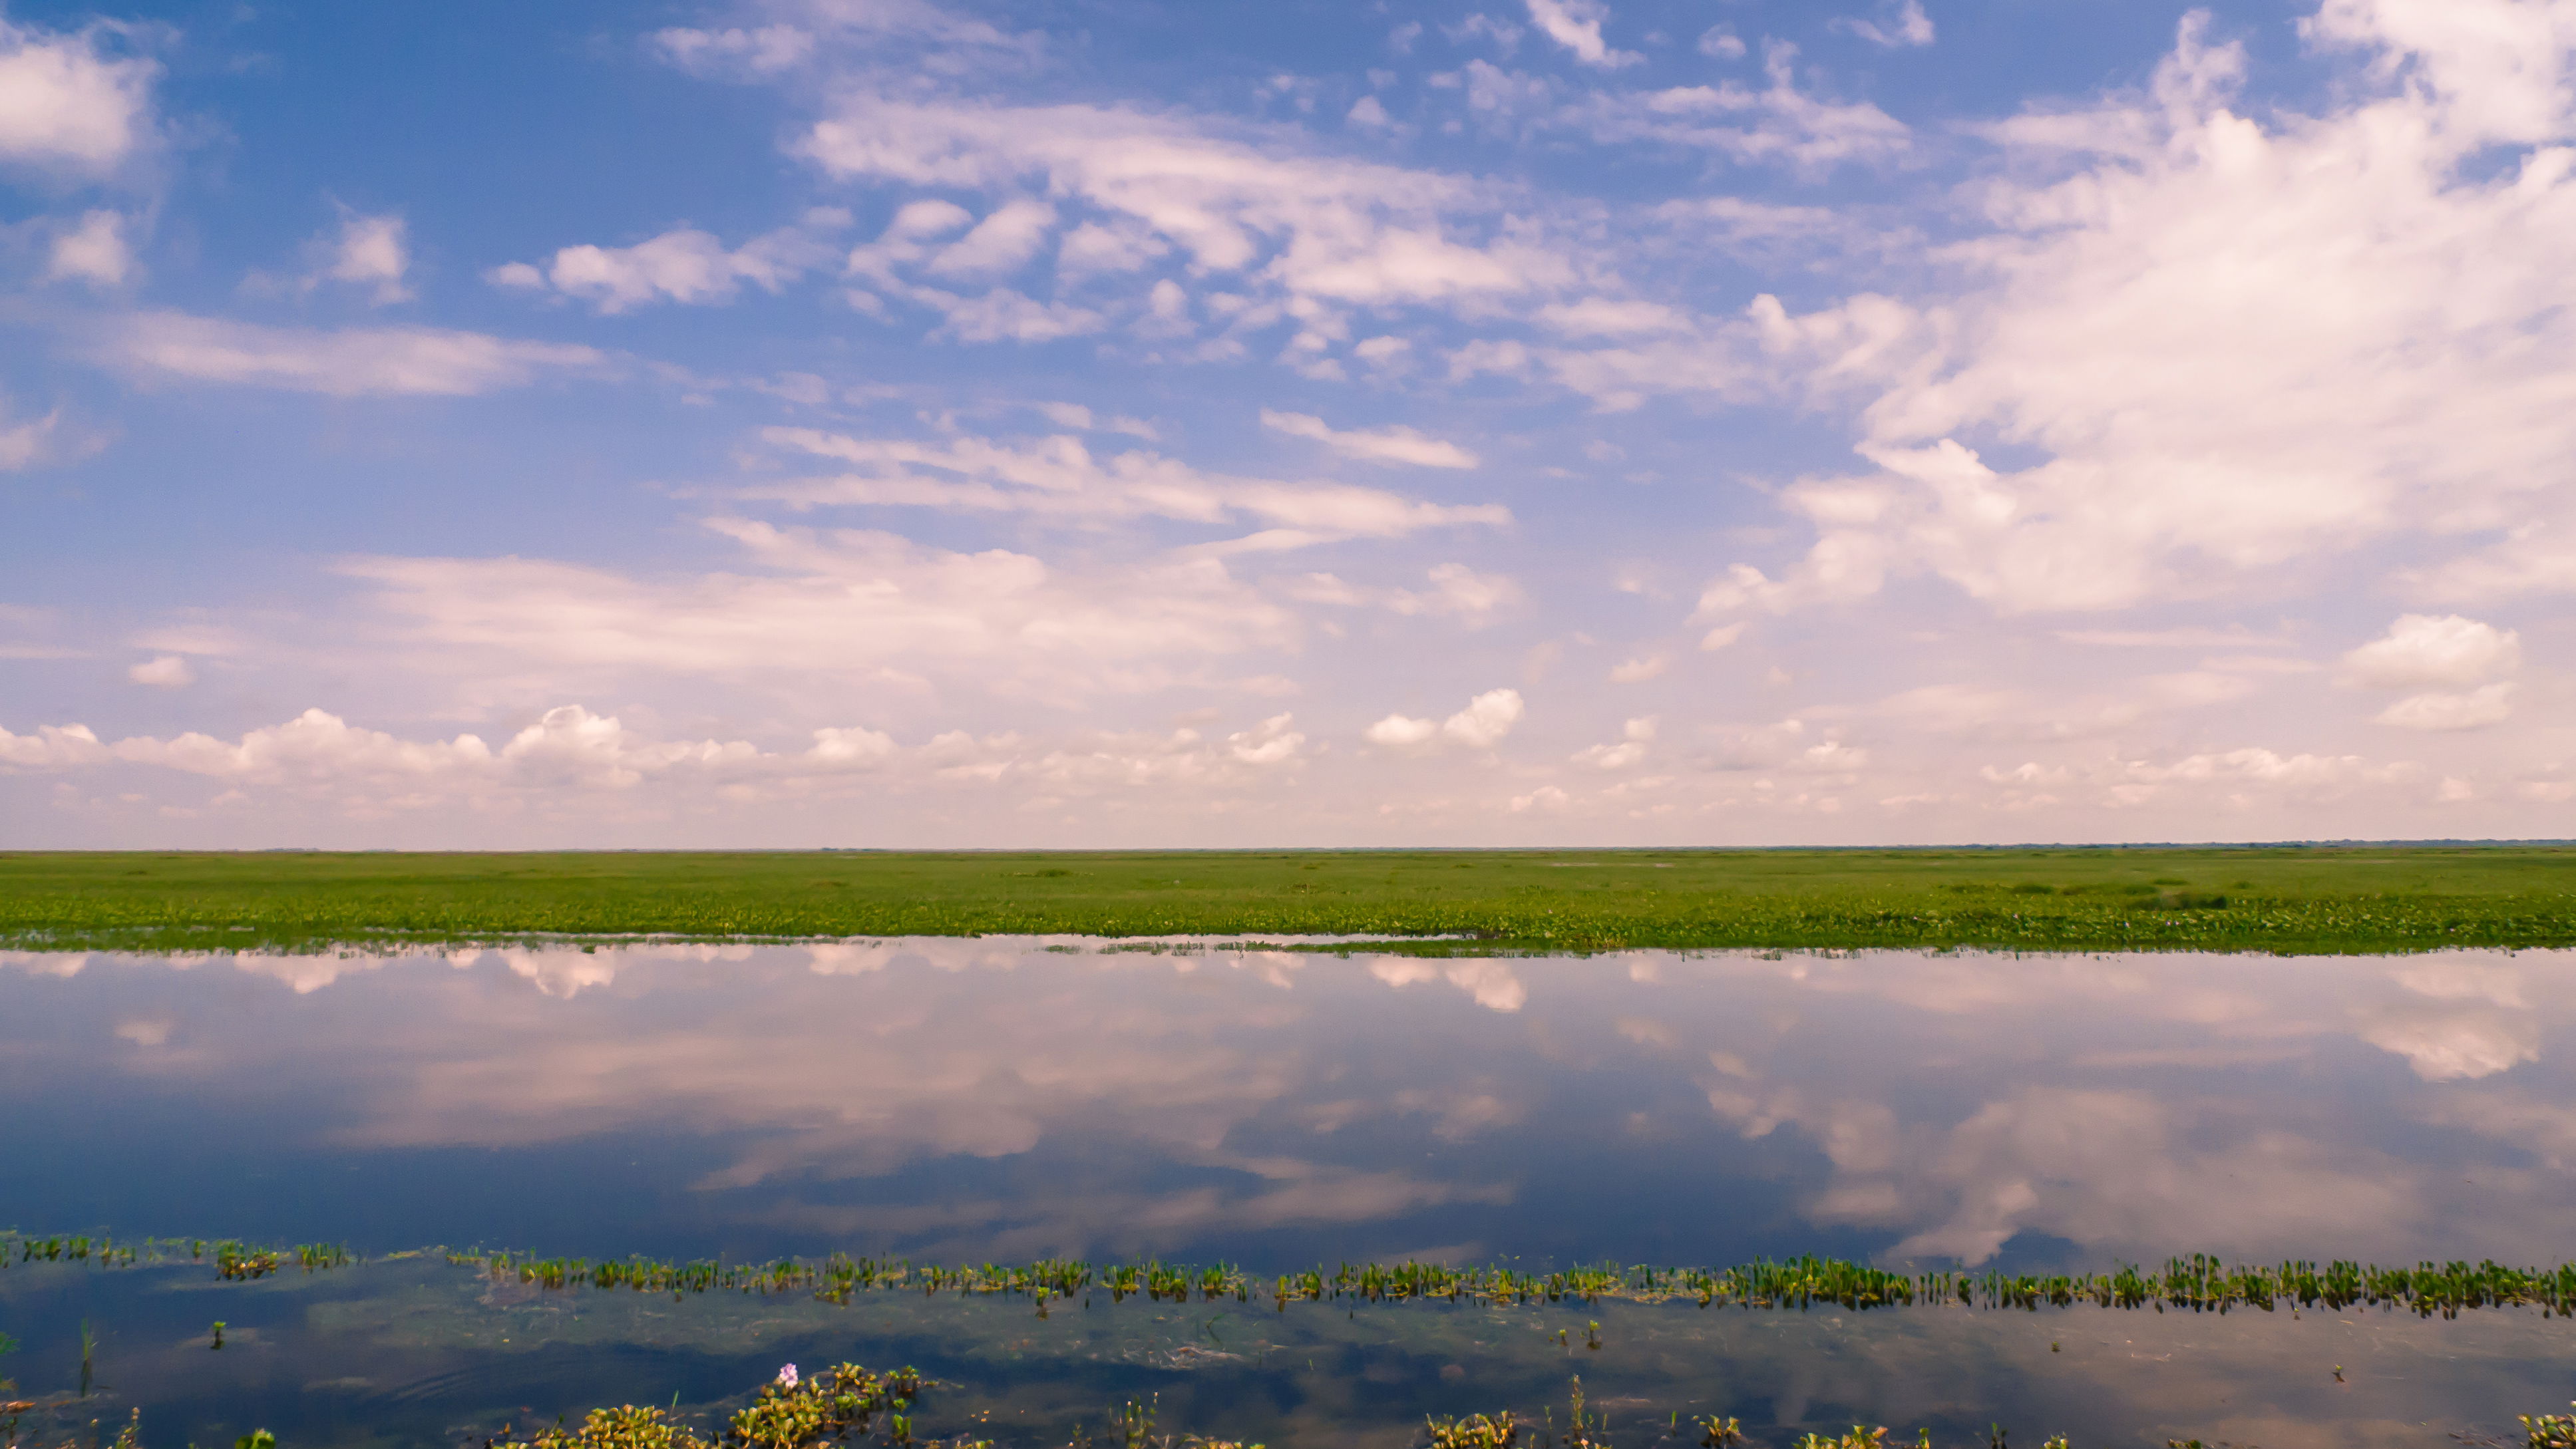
[126,655,193,688]
[2341,614,2521,689]
[925,198,1057,278]
[2373,683,2515,732]
[0,16,159,175]
[1364,687,1525,751]
[0,406,77,472]
[1259,410,1478,468]
[96,313,605,396]
[322,209,412,303]
[494,210,850,313]
[2341,614,2522,731]
[1608,653,1669,683]
[1835,0,1935,48]
[1,703,1321,817]
[1572,715,1655,768]
[44,210,133,287]
[1675,5,2576,620]
[1523,0,1639,69]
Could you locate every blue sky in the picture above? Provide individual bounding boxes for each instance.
[1,0,2570,846]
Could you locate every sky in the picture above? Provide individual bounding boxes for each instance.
[0,0,2571,848]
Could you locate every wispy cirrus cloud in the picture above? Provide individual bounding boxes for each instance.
[744,425,1508,542]
[95,313,605,395]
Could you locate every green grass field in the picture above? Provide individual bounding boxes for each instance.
[3,844,2573,953]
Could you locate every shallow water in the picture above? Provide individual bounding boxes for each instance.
[6,941,2574,1443]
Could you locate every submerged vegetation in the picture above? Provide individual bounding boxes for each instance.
[2,844,2573,954]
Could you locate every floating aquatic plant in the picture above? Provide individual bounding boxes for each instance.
[2525,1404,2576,1449]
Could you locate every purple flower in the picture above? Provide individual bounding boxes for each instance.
[777,1365,799,1388]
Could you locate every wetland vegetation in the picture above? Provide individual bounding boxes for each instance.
[3,844,2573,953]
[13,1235,2576,1321]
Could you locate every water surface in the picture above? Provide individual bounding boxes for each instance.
[6,941,2573,1444]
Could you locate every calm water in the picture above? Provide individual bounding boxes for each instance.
[5,942,2573,1445]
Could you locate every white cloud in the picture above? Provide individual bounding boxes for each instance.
[499,212,848,313]
[126,655,193,689]
[1259,409,1478,468]
[45,210,132,287]
[1289,564,1523,624]
[1572,45,1911,174]
[751,425,1507,543]
[1681,7,2576,619]
[0,17,158,174]
[1608,653,1668,683]
[797,96,1575,315]
[337,517,1300,699]
[0,406,73,472]
[1572,715,1656,768]
[650,0,1035,78]
[2374,683,2515,732]
[1536,297,1692,337]
[97,313,604,396]
[1368,955,1527,1011]
[1524,0,1640,68]
[324,209,412,304]
[926,199,1057,278]
[1055,218,1169,278]
[2341,614,2521,689]
[5,704,1321,817]
[1836,0,1935,49]
[1697,25,1747,60]
[1226,712,1306,764]
[1364,687,1525,751]
[914,285,1103,343]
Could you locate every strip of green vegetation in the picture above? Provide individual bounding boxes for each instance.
[3,845,2573,954]
[48,1365,2576,1449]
[14,1235,2573,1320]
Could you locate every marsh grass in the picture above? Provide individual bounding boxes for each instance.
[5,846,2573,955]
[13,1234,2570,1319]
[433,1248,2576,1321]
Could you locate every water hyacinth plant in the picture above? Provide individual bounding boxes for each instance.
[2525,1405,2576,1449]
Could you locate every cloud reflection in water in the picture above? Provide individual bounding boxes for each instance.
[1,943,2567,1268]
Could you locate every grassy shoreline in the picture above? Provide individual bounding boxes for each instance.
[3,845,2573,954]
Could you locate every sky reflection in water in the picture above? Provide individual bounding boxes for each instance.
[5,942,2571,1269]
